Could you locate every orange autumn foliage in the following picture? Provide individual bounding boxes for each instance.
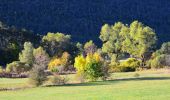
[48,52,70,71]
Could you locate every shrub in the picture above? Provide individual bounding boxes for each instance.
[29,64,47,86]
[61,52,70,67]
[147,42,170,69]
[133,73,140,78]
[48,75,69,85]
[0,66,3,73]
[109,54,120,72]
[101,62,110,80]
[50,65,65,74]
[6,61,30,73]
[74,52,109,81]
[86,60,104,81]
[57,66,65,74]
[74,55,86,75]
[118,58,141,72]
[48,58,61,71]
[48,52,70,73]
[51,67,59,73]
[75,73,86,83]
[147,54,165,69]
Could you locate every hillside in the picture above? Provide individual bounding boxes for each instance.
[0,22,40,65]
[0,0,170,45]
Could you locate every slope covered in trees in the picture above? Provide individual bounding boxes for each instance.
[0,0,169,45]
[0,22,40,65]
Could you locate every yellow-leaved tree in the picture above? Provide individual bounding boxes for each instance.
[74,52,108,81]
[48,52,70,72]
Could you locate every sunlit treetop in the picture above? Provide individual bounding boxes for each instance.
[42,32,71,42]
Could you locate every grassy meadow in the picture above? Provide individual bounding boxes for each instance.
[0,69,170,100]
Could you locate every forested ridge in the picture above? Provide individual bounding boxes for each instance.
[0,0,170,45]
[0,22,40,65]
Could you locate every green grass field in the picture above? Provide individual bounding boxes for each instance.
[0,69,170,100]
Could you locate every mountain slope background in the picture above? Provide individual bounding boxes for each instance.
[0,0,170,46]
[0,23,40,65]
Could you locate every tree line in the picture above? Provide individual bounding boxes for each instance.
[0,20,170,86]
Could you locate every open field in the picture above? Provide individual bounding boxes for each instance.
[0,69,170,100]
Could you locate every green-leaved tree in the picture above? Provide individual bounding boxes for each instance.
[100,22,128,60]
[19,42,34,65]
[100,21,157,67]
[123,21,157,66]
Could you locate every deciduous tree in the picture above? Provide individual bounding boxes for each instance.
[19,42,34,65]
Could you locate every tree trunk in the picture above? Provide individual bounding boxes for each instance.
[141,55,145,68]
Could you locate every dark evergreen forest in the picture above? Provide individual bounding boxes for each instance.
[0,0,169,45]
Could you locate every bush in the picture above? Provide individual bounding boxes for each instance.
[47,75,69,85]
[51,67,59,73]
[147,42,170,69]
[86,60,104,81]
[57,66,65,74]
[48,58,61,71]
[49,65,65,74]
[75,73,86,83]
[48,52,70,72]
[101,62,110,80]
[6,61,30,73]
[74,52,109,81]
[0,66,3,73]
[118,58,141,72]
[29,64,47,86]
[133,73,140,78]
[147,54,166,69]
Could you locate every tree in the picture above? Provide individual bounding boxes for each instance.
[74,52,108,81]
[123,21,157,66]
[100,21,157,67]
[76,42,83,54]
[160,42,170,54]
[148,42,170,68]
[19,42,34,65]
[42,32,79,65]
[99,22,128,59]
[33,46,50,68]
[160,42,170,66]
[29,46,49,86]
[84,40,97,54]
[42,32,71,42]
[7,42,20,63]
[48,52,70,73]
[29,64,47,86]
[42,32,71,57]
[61,52,71,67]
[148,54,165,69]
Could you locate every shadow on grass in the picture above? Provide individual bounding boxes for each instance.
[2,77,170,91]
[112,77,170,81]
[46,82,110,87]
[58,77,170,87]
